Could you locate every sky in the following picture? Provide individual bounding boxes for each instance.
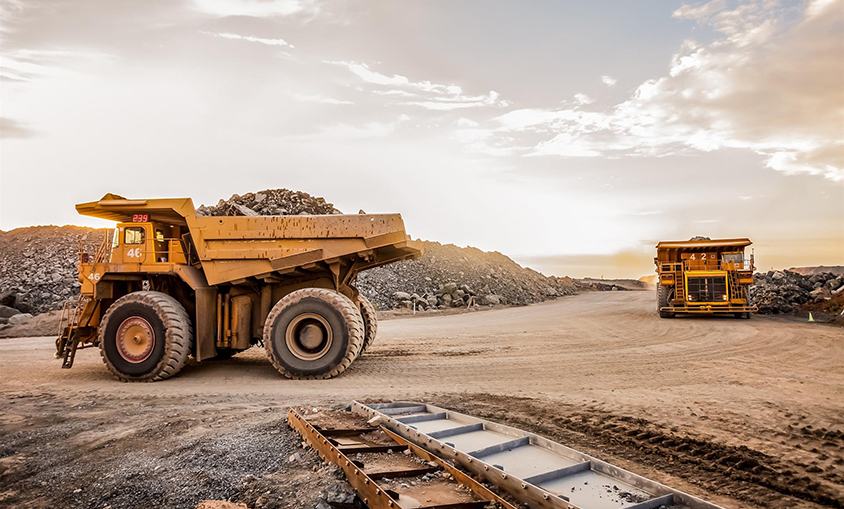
[0,0,842,278]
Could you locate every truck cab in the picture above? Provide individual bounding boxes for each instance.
[109,217,186,265]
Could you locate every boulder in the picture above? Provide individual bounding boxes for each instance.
[8,313,32,325]
[0,305,20,319]
[0,291,15,308]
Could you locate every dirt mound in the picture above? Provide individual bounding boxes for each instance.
[196,189,341,217]
[751,269,844,315]
[356,241,577,311]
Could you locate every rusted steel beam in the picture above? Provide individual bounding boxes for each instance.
[337,444,408,454]
[288,409,401,509]
[316,427,372,437]
[288,409,518,509]
[382,428,517,509]
[368,466,438,480]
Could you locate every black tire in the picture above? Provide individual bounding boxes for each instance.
[263,288,364,380]
[98,291,193,382]
[657,285,675,319]
[358,295,378,354]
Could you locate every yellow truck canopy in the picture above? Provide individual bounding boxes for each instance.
[656,238,752,250]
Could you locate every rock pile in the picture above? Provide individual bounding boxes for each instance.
[0,226,108,316]
[751,270,844,314]
[356,241,577,311]
[196,189,341,217]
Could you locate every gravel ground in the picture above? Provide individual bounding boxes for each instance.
[0,292,842,509]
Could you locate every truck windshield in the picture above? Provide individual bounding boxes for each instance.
[125,227,145,245]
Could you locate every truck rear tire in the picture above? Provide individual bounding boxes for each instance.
[358,295,378,354]
[264,288,364,379]
[657,285,675,319]
[98,291,193,382]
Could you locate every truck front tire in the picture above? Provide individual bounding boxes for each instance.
[264,288,364,379]
[358,294,378,354]
[99,291,193,382]
[657,285,675,319]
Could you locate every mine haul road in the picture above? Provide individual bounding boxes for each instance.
[1,291,842,509]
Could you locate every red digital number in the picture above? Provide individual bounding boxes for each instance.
[132,214,148,223]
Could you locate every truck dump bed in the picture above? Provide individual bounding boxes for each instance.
[76,194,423,285]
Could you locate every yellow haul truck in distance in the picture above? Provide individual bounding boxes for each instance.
[56,194,423,381]
[655,238,757,319]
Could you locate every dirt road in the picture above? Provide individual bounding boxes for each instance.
[1,292,842,508]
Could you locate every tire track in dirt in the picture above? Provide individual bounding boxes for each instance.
[435,393,843,509]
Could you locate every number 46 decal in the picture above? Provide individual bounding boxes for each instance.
[126,247,142,258]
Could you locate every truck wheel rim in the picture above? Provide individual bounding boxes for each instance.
[116,317,155,363]
[286,313,332,361]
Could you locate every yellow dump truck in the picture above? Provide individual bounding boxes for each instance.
[56,194,422,381]
[655,237,756,319]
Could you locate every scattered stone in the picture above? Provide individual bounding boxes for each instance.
[367,416,384,427]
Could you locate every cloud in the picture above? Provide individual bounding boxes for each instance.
[0,117,37,138]
[192,0,319,18]
[327,60,508,111]
[574,93,594,105]
[291,93,352,104]
[672,0,727,20]
[206,32,293,47]
[468,1,844,181]
[0,49,115,82]
[601,75,617,86]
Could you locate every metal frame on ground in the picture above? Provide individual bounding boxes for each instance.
[352,401,725,509]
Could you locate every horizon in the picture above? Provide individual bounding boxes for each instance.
[1,214,840,280]
[1,0,842,278]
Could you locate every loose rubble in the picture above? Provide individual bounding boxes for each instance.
[751,270,844,314]
[0,226,106,314]
[196,189,341,217]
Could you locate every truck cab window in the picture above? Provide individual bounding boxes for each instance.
[124,227,145,245]
[112,227,120,249]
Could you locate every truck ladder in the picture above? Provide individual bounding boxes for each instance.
[56,295,91,369]
[674,267,685,301]
[56,231,109,369]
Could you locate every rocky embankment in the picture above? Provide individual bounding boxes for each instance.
[356,242,577,311]
[751,270,844,315]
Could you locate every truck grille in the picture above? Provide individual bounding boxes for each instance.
[687,276,727,302]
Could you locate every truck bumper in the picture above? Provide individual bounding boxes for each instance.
[660,305,758,314]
